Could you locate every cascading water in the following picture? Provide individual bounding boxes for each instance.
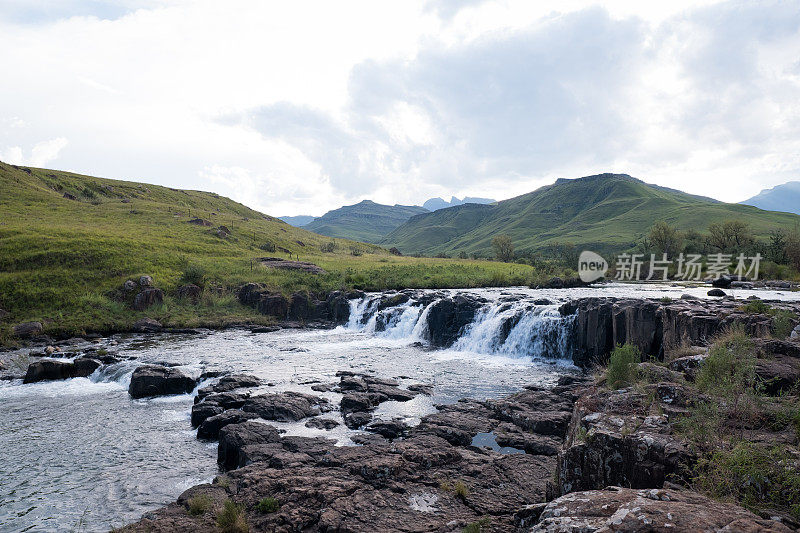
[346,292,576,362]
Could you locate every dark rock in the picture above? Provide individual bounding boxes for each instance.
[196,374,261,400]
[305,418,340,430]
[344,411,372,429]
[251,325,280,333]
[326,291,350,323]
[242,391,326,422]
[198,409,258,440]
[238,282,266,306]
[22,357,101,383]
[128,365,197,398]
[426,295,484,347]
[669,353,707,380]
[711,274,732,288]
[340,392,385,414]
[188,217,212,226]
[123,280,138,291]
[407,383,434,395]
[63,192,77,200]
[132,317,162,332]
[13,321,43,338]
[132,288,164,311]
[191,402,223,427]
[176,284,201,302]
[257,294,289,318]
[757,356,800,395]
[365,418,408,439]
[708,288,726,297]
[288,292,310,319]
[139,275,154,287]
[217,421,281,470]
[533,487,792,532]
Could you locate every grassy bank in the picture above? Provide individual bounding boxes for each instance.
[0,162,538,341]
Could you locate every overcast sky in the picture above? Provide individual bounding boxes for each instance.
[2,1,799,216]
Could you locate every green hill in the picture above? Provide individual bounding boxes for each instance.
[303,200,429,243]
[383,173,800,256]
[0,162,533,339]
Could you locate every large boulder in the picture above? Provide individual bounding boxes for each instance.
[133,288,164,311]
[13,321,43,338]
[257,294,289,318]
[217,421,282,470]
[23,357,101,383]
[128,365,197,398]
[288,292,310,319]
[132,317,162,332]
[529,487,792,532]
[197,409,258,440]
[425,295,484,347]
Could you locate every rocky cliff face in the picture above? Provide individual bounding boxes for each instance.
[561,297,798,367]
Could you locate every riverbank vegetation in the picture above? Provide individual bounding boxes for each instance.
[603,328,800,522]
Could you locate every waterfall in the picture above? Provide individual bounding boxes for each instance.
[345,292,575,363]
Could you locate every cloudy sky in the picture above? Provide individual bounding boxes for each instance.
[2,1,799,216]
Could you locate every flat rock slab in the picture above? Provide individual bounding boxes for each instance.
[259,257,326,274]
[529,487,793,532]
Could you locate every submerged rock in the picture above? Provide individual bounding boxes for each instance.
[23,357,101,383]
[128,365,196,398]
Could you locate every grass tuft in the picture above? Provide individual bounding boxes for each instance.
[255,497,280,514]
[606,344,641,389]
[186,494,212,516]
[216,500,248,533]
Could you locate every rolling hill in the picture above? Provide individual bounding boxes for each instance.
[303,200,429,243]
[383,173,800,256]
[742,181,800,215]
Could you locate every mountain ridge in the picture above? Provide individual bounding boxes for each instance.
[742,181,800,215]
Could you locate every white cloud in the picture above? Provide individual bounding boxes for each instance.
[2,137,68,167]
[1,1,799,213]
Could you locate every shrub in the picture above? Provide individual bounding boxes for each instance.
[739,300,771,314]
[216,500,248,533]
[259,241,276,253]
[187,494,212,516]
[772,309,797,339]
[692,443,800,520]
[606,344,641,389]
[350,246,363,257]
[320,240,337,253]
[462,517,490,533]
[695,326,756,398]
[255,497,279,514]
[453,480,469,500]
[180,264,207,288]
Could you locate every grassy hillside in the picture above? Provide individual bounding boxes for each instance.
[0,162,534,340]
[303,200,428,243]
[384,174,800,256]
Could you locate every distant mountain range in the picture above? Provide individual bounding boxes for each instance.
[422,196,495,211]
[278,215,316,226]
[301,200,429,243]
[381,173,800,256]
[279,195,497,242]
[741,181,800,215]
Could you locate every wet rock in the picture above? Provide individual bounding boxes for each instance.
[195,374,261,400]
[305,418,340,430]
[190,402,223,427]
[198,409,258,440]
[425,295,484,347]
[128,365,197,398]
[532,487,792,532]
[708,288,726,297]
[23,357,101,383]
[407,383,434,395]
[132,317,162,332]
[365,418,409,440]
[13,321,43,338]
[132,288,164,311]
[340,392,385,414]
[344,411,372,429]
[711,274,732,288]
[176,283,201,302]
[326,291,351,323]
[250,325,280,333]
[242,391,326,422]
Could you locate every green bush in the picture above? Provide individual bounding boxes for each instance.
[693,442,800,520]
[739,300,771,314]
[255,497,280,514]
[180,264,207,288]
[216,500,248,533]
[695,327,756,397]
[606,344,641,389]
[259,241,276,253]
[462,517,490,533]
[772,309,797,339]
[320,240,337,253]
[186,494,212,516]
